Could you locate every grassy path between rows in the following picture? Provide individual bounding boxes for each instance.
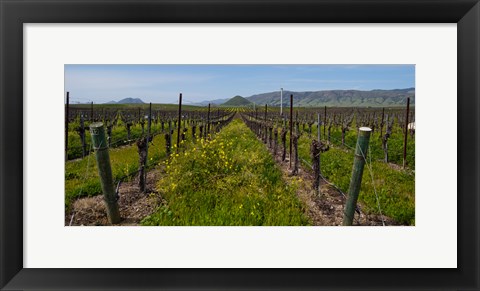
[141,119,310,226]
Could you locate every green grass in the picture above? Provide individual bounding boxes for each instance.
[141,119,310,226]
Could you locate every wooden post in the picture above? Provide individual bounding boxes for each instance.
[89,123,121,224]
[177,94,182,153]
[289,94,293,168]
[323,106,327,140]
[144,102,152,193]
[207,103,211,138]
[65,92,69,161]
[280,87,283,115]
[264,104,268,143]
[403,97,410,168]
[343,127,372,226]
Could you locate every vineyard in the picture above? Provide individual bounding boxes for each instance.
[65,95,415,226]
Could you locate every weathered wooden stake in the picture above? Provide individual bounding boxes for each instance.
[65,92,69,161]
[264,104,268,144]
[323,106,327,140]
[207,103,211,138]
[280,87,283,115]
[144,102,152,193]
[89,123,121,224]
[289,94,293,168]
[343,127,372,226]
[177,94,183,153]
[403,97,410,168]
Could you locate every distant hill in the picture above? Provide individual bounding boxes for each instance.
[196,98,229,106]
[222,95,252,106]
[106,98,145,104]
[245,88,414,107]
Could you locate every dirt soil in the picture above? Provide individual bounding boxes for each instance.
[65,169,163,226]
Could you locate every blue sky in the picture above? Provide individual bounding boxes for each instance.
[65,64,415,104]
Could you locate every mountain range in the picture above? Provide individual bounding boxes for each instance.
[199,88,415,107]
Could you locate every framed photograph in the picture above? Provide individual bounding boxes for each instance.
[1,0,479,290]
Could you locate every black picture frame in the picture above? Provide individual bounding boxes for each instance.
[1,0,479,290]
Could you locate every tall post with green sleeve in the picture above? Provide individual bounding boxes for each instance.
[89,122,121,224]
[343,127,372,226]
